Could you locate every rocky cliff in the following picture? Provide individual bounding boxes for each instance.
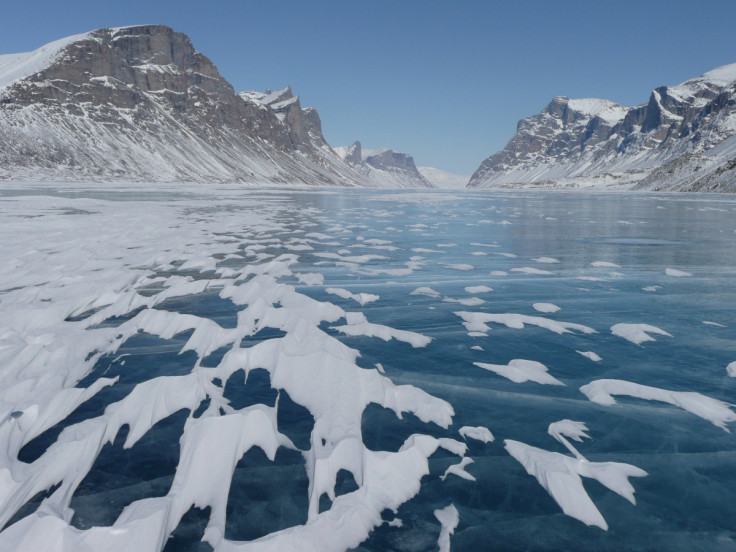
[334,141,432,188]
[0,25,423,186]
[468,64,736,192]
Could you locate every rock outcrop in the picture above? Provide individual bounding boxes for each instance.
[468,64,736,192]
[0,25,426,187]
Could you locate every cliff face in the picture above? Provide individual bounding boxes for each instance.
[0,26,367,185]
[468,64,736,192]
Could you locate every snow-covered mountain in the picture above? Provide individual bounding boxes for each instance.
[468,64,736,192]
[334,141,433,188]
[0,25,425,187]
[417,166,469,189]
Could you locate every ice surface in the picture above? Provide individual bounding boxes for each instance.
[580,379,736,430]
[474,359,564,385]
[464,285,493,293]
[611,323,672,345]
[2,188,736,551]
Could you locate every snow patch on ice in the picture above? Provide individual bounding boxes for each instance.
[611,323,672,345]
[474,359,564,385]
[459,426,494,443]
[434,503,459,552]
[580,379,736,431]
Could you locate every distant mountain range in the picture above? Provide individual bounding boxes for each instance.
[333,141,432,188]
[0,25,428,187]
[469,64,736,192]
[1,24,735,192]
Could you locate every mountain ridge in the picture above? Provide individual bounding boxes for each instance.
[468,63,736,192]
[0,25,430,187]
[334,141,432,188]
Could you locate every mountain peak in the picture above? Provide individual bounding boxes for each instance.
[469,61,736,192]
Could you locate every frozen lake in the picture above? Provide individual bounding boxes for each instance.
[1,185,735,551]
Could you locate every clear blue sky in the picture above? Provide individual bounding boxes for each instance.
[2,0,736,174]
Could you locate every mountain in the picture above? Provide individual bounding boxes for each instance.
[417,166,469,189]
[334,141,433,188]
[0,25,424,187]
[468,64,736,192]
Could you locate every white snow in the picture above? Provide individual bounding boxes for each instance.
[434,504,459,552]
[533,303,560,313]
[443,263,475,271]
[456,311,595,336]
[440,457,476,482]
[728,362,736,377]
[576,350,602,362]
[580,379,736,431]
[296,272,324,285]
[532,257,559,263]
[611,323,672,345]
[410,286,441,298]
[325,287,379,306]
[505,419,646,530]
[665,268,692,277]
[474,359,564,385]
[0,32,92,91]
[0,190,463,552]
[567,98,630,124]
[458,426,494,443]
[464,285,493,293]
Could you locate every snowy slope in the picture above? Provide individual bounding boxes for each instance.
[0,26,427,187]
[469,63,736,192]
